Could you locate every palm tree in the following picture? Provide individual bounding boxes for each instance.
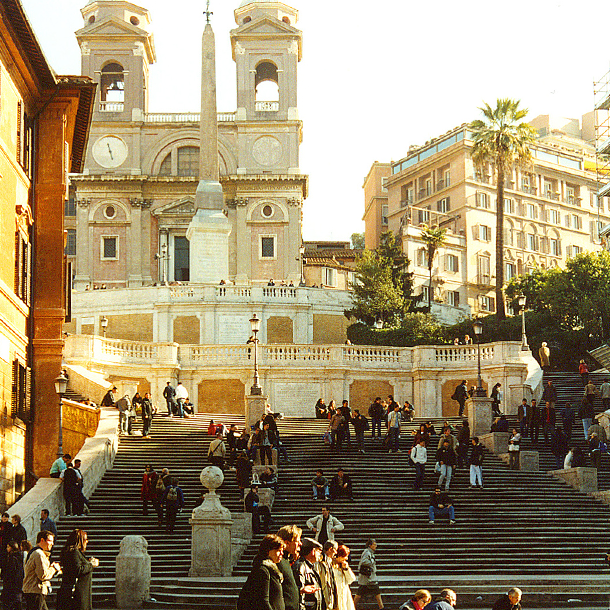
[470,99,537,321]
[420,224,447,311]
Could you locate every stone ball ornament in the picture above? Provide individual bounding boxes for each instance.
[200,466,224,492]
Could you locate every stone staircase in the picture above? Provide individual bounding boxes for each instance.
[48,396,610,609]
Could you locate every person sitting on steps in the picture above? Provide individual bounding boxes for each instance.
[330,468,353,501]
[428,488,455,525]
[312,470,330,501]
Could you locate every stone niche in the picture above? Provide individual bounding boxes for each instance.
[173,315,200,344]
[313,314,349,345]
[441,378,488,418]
[349,380,393,412]
[267,316,294,344]
[198,379,246,415]
[106,314,153,342]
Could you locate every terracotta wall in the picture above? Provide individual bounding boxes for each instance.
[441,379,489,418]
[349,379,394,414]
[198,379,246,415]
[61,400,101,461]
[267,316,293,344]
[313,314,349,344]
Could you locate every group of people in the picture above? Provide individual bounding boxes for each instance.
[49,455,89,517]
[1,514,98,610]
[101,386,161,437]
[140,466,185,534]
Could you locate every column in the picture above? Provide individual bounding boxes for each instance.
[128,200,143,286]
[74,200,91,289]
[141,202,152,283]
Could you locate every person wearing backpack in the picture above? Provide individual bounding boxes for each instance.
[208,432,226,470]
[352,410,369,454]
[140,464,158,517]
[162,477,184,534]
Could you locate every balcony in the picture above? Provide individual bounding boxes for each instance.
[565,196,582,207]
[417,189,432,201]
[544,191,560,201]
[521,185,537,195]
[436,178,450,191]
[255,101,279,112]
[473,173,491,184]
[400,198,414,208]
[144,112,236,123]
[99,101,124,112]
[477,274,491,286]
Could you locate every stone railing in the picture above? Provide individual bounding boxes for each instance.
[255,101,279,112]
[65,335,526,372]
[144,112,236,123]
[99,101,124,112]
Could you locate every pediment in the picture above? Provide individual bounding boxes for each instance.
[232,16,300,37]
[152,198,196,217]
[76,16,149,39]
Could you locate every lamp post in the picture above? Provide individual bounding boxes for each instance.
[100,315,108,338]
[473,318,486,397]
[154,242,169,285]
[54,372,68,458]
[518,293,529,351]
[249,314,262,395]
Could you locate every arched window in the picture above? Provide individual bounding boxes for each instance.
[255,61,279,110]
[177,146,199,177]
[158,153,171,176]
[100,62,124,111]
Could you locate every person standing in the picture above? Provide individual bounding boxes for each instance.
[116,395,130,435]
[237,535,286,610]
[435,439,456,491]
[354,539,383,610]
[22,530,61,610]
[141,393,154,438]
[387,404,402,453]
[39,510,57,538]
[9,516,27,546]
[332,544,356,610]
[584,380,598,408]
[62,463,81,516]
[306,507,344,546]
[316,541,338,610]
[368,398,384,440]
[236,452,253,500]
[517,399,529,438]
[508,429,521,470]
[551,427,569,469]
[410,440,427,491]
[245,485,272,535]
[468,437,485,488]
[579,399,595,440]
[2,541,24,610]
[452,381,469,417]
[57,529,98,610]
[1,512,12,575]
[208,432,227,470]
[579,359,589,386]
[293,538,324,610]
[490,383,502,417]
[162,478,185,534]
[352,410,369,454]
[276,525,303,610]
[528,399,540,445]
[163,382,176,417]
[538,342,550,369]
[140,465,159,517]
[174,382,189,418]
[328,409,346,452]
[339,400,352,448]
[542,402,557,446]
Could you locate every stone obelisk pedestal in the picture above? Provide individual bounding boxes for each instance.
[246,393,268,431]
[190,466,233,577]
[467,396,494,437]
[115,535,151,608]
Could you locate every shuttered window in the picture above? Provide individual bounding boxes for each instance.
[11,359,32,423]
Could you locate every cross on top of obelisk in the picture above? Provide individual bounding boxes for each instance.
[204,0,213,24]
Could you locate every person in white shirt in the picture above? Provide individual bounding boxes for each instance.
[175,382,189,418]
[410,440,427,490]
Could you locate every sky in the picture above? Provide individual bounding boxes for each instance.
[20,0,610,242]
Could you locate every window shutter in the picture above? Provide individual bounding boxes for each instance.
[566,245,572,258]
[11,359,18,418]
[473,224,480,240]
[25,366,32,423]
[490,297,495,312]
[16,101,22,166]
[540,237,548,254]
[25,240,31,307]
[565,214,570,228]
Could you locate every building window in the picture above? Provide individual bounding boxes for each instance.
[477,255,491,285]
[418,207,430,224]
[14,232,31,306]
[479,225,491,241]
[381,177,388,193]
[548,209,560,224]
[479,295,495,312]
[416,248,427,267]
[11,359,31,423]
[100,62,125,111]
[527,233,538,251]
[476,192,490,209]
[571,214,581,230]
[506,262,516,280]
[504,198,514,214]
[444,168,451,188]
[425,178,432,196]
[65,229,76,256]
[104,205,117,219]
[527,203,537,219]
[447,290,460,307]
[260,235,276,259]
[177,146,199,177]
[262,204,274,218]
[445,254,459,272]
[421,285,431,303]
[324,267,337,287]
[437,197,450,214]
[382,204,388,225]
[101,236,118,260]
[65,199,76,217]
[158,153,172,176]
[550,238,559,256]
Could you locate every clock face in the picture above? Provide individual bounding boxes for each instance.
[92,135,128,168]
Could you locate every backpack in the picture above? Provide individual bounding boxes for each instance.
[166,486,178,503]
[155,477,165,492]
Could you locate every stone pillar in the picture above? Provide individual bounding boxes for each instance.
[519,451,539,471]
[467,396,494,438]
[74,199,90,289]
[115,535,151,608]
[551,467,598,493]
[128,201,143,287]
[190,466,233,577]
[246,393,268,431]
[480,432,509,455]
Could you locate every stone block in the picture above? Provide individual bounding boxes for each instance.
[467,396,494,437]
[592,490,610,506]
[246,394,268,430]
[231,512,253,567]
[252,464,278,478]
[244,487,275,509]
[551,467,598,493]
[480,432,510,455]
[520,451,539,471]
[115,535,151,608]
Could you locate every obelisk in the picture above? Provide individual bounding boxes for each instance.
[186,6,231,283]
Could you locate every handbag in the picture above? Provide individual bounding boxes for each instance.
[323,431,332,445]
[434,461,441,473]
[359,564,372,577]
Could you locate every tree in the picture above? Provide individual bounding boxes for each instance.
[346,249,406,327]
[470,99,537,321]
[505,266,556,313]
[351,232,365,249]
[376,231,415,307]
[419,224,447,311]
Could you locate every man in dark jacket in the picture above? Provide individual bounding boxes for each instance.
[245,485,272,534]
[492,588,522,610]
[542,380,558,408]
[542,401,557,445]
[428,489,455,524]
[424,589,457,610]
[352,410,369,454]
[162,477,185,534]
[453,381,469,417]
[456,420,470,468]
[276,525,303,610]
[579,399,595,440]
[435,440,456,491]
[141,392,154,437]
[469,437,485,488]
[330,468,353,501]
[368,398,384,440]
[100,386,117,407]
[293,538,324,610]
[528,398,541,444]
[62,463,81,516]
[339,400,352,447]
[163,382,176,417]
[517,399,529,437]
[8,515,27,545]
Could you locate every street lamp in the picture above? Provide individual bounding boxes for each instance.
[472,318,486,397]
[518,293,529,351]
[154,242,169,285]
[100,315,108,338]
[54,372,68,458]
[249,314,262,395]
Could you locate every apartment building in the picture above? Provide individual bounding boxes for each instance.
[365,114,610,319]
[362,162,391,249]
[0,0,94,499]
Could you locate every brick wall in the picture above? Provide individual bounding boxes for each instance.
[106,314,153,342]
[173,316,200,344]
[198,379,245,415]
[267,316,293,344]
[349,379,393,414]
[313,314,349,344]
[441,379,488,417]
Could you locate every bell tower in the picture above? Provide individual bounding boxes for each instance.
[76,0,156,122]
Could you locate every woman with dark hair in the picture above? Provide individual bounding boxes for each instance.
[237,534,285,610]
[412,424,430,448]
[491,383,502,417]
[332,544,356,610]
[1,541,24,610]
[315,399,327,420]
[140,464,159,517]
[57,529,99,610]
